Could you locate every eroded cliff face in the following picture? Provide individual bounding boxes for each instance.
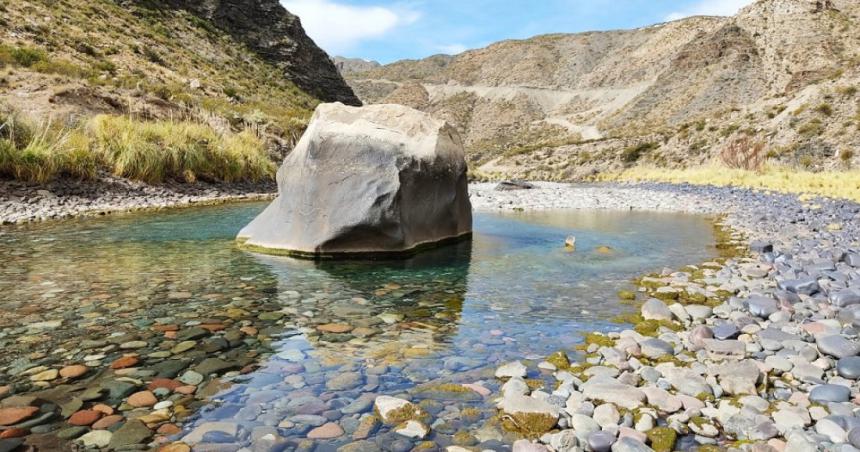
[161,0,361,105]
[344,0,860,179]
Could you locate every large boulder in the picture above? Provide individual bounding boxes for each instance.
[238,103,472,258]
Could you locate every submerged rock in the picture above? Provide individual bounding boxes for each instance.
[238,103,472,258]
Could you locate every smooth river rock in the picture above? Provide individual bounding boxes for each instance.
[237,103,472,257]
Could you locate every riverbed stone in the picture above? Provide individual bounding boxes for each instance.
[817,335,860,359]
[714,360,761,395]
[747,295,779,318]
[641,299,673,321]
[108,419,152,448]
[809,384,851,403]
[307,422,344,439]
[498,393,560,435]
[496,361,528,379]
[587,430,616,452]
[581,379,646,409]
[78,430,112,448]
[394,420,429,439]
[837,356,860,379]
[640,338,674,359]
[374,396,416,424]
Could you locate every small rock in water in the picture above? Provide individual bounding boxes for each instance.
[78,430,112,448]
[395,420,429,439]
[496,361,528,379]
[307,422,344,439]
[374,396,416,424]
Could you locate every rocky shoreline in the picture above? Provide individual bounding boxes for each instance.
[466,182,860,451]
[0,176,277,225]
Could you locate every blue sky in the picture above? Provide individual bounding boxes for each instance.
[281,0,754,63]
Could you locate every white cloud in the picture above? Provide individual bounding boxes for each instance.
[666,0,754,21]
[436,43,468,55]
[282,0,420,55]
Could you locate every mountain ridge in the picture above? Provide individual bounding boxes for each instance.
[343,0,859,180]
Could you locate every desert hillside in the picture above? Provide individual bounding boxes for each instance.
[344,0,860,180]
[0,0,358,183]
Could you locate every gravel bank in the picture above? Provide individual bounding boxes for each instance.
[468,181,860,451]
[0,175,276,225]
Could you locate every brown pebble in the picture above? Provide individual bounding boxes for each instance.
[152,324,179,332]
[159,443,191,452]
[110,356,139,369]
[0,406,39,426]
[68,410,102,426]
[92,414,124,430]
[174,385,196,395]
[200,324,225,332]
[164,331,177,339]
[316,323,353,333]
[239,326,258,336]
[157,423,181,435]
[307,422,344,439]
[148,378,182,392]
[59,365,89,379]
[0,428,28,438]
[128,391,157,407]
[92,404,114,415]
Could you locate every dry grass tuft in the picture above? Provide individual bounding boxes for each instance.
[88,115,276,184]
[719,136,766,171]
[0,111,98,182]
[0,109,275,184]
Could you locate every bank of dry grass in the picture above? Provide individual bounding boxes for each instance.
[603,164,860,202]
[0,111,275,184]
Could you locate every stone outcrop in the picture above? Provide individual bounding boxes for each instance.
[237,103,472,258]
[162,0,361,105]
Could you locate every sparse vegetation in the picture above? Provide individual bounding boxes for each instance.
[719,136,766,171]
[604,164,860,202]
[797,118,825,137]
[621,142,658,164]
[815,103,833,116]
[839,148,853,166]
[837,85,857,96]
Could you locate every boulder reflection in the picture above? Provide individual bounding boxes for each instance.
[249,239,473,365]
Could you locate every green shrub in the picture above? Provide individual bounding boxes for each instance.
[837,86,858,96]
[31,59,91,78]
[621,142,658,163]
[11,46,47,67]
[798,119,825,137]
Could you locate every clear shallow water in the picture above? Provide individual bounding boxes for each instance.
[0,203,716,449]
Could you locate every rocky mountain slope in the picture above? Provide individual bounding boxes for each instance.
[333,56,381,75]
[0,0,358,155]
[344,0,860,180]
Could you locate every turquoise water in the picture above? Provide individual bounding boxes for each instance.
[0,203,716,449]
